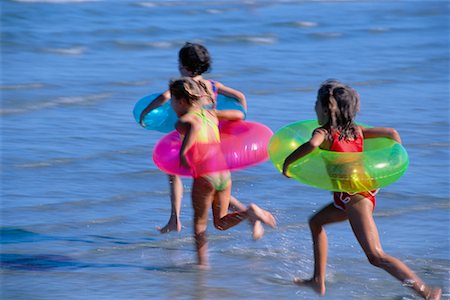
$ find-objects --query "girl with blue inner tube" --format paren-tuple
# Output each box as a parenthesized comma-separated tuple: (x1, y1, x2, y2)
(140, 43, 266, 239)
(282, 79, 441, 299)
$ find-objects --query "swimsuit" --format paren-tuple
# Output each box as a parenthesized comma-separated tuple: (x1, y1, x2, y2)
(202, 172, 231, 191)
(189, 109, 231, 191)
(201, 80, 219, 110)
(209, 79, 219, 99)
(326, 129, 378, 211)
(189, 109, 220, 143)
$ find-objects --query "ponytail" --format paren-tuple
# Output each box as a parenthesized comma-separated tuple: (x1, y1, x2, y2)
(318, 80, 359, 140)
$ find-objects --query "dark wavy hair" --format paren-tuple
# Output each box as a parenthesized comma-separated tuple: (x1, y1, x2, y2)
(178, 42, 212, 76)
(317, 79, 360, 140)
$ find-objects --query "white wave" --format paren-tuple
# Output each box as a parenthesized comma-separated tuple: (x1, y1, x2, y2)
(247, 36, 276, 44)
(111, 80, 152, 87)
(206, 9, 223, 14)
(17, 158, 74, 169)
(146, 41, 174, 48)
(294, 21, 318, 28)
(42, 46, 86, 56)
(114, 40, 175, 49)
(0, 83, 45, 90)
(312, 32, 342, 38)
(137, 2, 158, 7)
(136, 1, 188, 8)
(0, 93, 111, 116)
(214, 34, 277, 45)
(14, 0, 100, 3)
(369, 27, 390, 33)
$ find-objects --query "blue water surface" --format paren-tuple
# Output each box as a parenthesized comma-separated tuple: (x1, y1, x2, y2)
(1, 1, 449, 299)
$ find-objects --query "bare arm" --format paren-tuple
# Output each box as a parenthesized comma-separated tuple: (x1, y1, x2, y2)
(177, 115, 199, 168)
(214, 109, 245, 121)
(361, 127, 402, 144)
(215, 81, 247, 111)
(139, 90, 171, 126)
(282, 129, 325, 177)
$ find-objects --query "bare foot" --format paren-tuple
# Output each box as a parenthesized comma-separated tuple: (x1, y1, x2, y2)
(426, 287, 442, 300)
(157, 216, 181, 234)
(247, 203, 276, 228)
(251, 220, 264, 240)
(293, 278, 325, 295)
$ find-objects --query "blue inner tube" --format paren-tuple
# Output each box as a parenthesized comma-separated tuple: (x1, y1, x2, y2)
(133, 93, 246, 133)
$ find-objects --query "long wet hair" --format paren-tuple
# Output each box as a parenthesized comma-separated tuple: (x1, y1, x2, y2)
(317, 79, 360, 140)
(178, 42, 212, 76)
(169, 77, 213, 106)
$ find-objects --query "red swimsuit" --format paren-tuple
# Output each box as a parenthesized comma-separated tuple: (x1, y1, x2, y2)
(329, 130, 378, 211)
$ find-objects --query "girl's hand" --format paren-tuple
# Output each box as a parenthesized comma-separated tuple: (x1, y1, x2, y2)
(282, 163, 291, 178)
(138, 91, 171, 128)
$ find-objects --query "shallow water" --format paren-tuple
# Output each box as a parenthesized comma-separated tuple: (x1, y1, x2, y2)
(1, 0, 449, 299)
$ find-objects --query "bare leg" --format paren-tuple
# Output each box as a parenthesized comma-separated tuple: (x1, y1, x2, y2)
(246, 203, 277, 229)
(209, 178, 275, 233)
(158, 175, 183, 234)
(212, 196, 275, 235)
(191, 177, 215, 267)
(228, 195, 264, 240)
(211, 180, 249, 230)
(294, 203, 348, 295)
(229, 195, 246, 211)
(346, 196, 441, 299)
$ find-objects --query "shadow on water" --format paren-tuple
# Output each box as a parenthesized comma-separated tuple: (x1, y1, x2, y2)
(0, 253, 193, 273)
(0, 253, 165, 272)
(0, 227, 159, 245)
(0, 227, 94, 244)
(0, 227, 195, 272)
(1, 253, 93, 271)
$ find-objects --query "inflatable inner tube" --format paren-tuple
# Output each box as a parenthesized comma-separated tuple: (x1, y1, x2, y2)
(268, 120, 409, 192)
(153, 120, 272, 177)
(133, 93, 246, 133)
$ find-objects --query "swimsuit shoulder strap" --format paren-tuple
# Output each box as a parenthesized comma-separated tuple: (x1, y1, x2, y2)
(188, 109, 220, 142)
(208, 79, 217, 93)
(208, 79, 219, 100)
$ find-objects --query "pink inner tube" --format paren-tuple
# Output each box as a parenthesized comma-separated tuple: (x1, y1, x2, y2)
(152, 120, 273, 177)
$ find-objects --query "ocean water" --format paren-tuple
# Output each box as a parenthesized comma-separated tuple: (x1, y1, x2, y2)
(1, 0, 449, 299)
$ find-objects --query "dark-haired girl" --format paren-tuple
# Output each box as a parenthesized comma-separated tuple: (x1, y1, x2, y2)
(139, 42, 253, 235)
